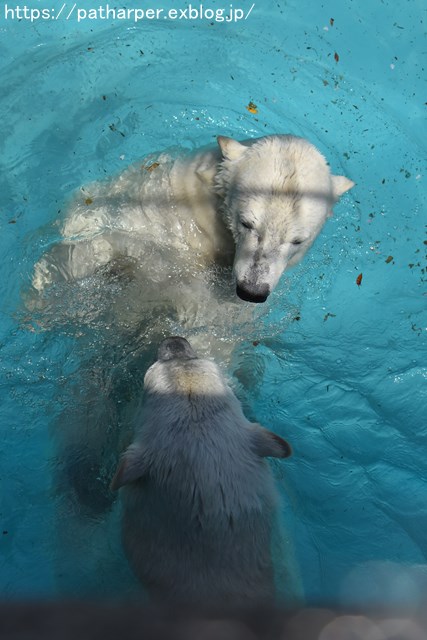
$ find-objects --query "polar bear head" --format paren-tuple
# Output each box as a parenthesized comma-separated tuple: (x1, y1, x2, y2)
(110, 336, 292, 491)
(216, 135, 354, 303)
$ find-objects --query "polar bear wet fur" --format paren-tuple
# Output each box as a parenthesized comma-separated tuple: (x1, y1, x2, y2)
(32, 134, 354, 310)
(111, 336, 301, 606)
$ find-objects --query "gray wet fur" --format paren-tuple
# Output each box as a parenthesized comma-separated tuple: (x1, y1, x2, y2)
(111, 337, 302, 607)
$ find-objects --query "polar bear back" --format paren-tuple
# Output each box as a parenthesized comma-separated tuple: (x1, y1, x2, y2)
(60, 149, 234, 266)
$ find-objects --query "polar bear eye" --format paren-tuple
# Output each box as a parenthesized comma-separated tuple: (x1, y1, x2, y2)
(241, 220, 254, 230)
(291, 239, 303, 245)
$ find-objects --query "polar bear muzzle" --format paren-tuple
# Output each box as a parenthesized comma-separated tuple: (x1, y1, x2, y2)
(157, 336, 197, 362)
(236, 282, 270, 303)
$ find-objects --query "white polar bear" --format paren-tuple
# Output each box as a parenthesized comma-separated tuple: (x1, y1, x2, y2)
(31, 134, 354, 317)
(111, 336, 302, 606)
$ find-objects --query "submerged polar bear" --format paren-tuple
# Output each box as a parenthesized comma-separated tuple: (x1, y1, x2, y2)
(32, 134, 354, 316)
(111, 336, 302, 606)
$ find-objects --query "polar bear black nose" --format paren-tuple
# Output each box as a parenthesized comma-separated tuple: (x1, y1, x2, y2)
(236, 284, 270, 303)
(157, 337, 198, 361)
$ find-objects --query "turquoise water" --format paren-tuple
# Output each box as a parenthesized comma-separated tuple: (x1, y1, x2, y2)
(0, 0, 426, 604)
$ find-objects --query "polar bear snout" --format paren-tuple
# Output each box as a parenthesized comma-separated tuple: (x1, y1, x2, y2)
(236, 282, 270, 303)
(157, 336, 198, 362)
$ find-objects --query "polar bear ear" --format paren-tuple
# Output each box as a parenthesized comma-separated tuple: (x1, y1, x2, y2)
(195, 158, 218, 185)
(110, 444, 148, 491)
(217, 136, 247, 161)
(251, 424, 292, 459)
(332, 175, 355, 199)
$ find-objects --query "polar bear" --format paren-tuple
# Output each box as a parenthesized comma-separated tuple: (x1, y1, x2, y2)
(111, 336, 302, 606)
(31, 134, 354, 318)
